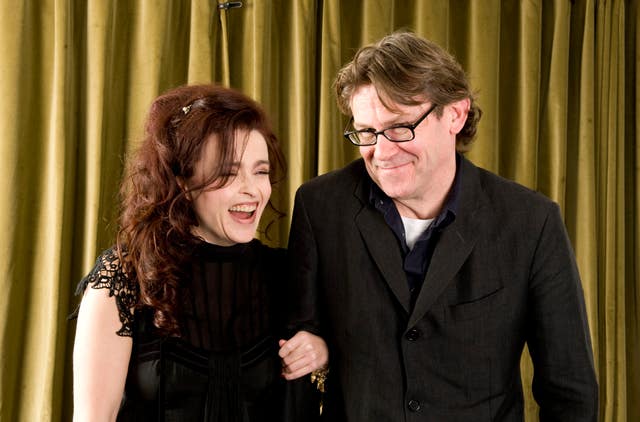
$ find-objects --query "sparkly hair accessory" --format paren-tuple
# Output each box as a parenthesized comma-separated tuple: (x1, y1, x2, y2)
(170, 102, 195, 129)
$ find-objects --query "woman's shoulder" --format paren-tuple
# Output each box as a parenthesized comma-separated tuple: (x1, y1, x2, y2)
(77, 248, 131, 291)
(76, 247, 139, 336)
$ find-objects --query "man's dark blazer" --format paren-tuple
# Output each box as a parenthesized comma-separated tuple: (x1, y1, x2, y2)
(287, 156, 598, 421)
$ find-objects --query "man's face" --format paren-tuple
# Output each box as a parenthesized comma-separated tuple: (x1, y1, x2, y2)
(351, 85, 462, 218)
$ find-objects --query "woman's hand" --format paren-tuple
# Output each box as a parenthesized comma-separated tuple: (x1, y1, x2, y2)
(278, 330, 328, 380)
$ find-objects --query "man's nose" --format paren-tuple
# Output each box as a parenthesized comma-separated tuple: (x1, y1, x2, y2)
(372, 136, 398, 160)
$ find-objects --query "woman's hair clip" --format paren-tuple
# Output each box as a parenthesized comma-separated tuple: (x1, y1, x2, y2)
(182, 104, 192, 115)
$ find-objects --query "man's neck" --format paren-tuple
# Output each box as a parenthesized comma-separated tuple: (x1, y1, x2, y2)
(393, 161, 457, 220)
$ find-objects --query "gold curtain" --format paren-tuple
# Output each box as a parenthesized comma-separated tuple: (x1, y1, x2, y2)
(0, 1, 637, 421)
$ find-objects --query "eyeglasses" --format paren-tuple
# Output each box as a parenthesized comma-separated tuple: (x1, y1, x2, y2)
(343, 103, 438, 146)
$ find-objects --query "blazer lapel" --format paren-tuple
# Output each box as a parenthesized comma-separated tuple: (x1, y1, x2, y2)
(408, 159, 488, 328)
(354, 175, 411, 314)
(356, 208, 411, 313)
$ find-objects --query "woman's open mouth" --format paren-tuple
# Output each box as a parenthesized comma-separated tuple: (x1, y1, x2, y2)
(229, 203, 258, 220)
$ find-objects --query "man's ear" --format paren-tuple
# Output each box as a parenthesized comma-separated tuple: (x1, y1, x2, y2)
(176, 177, 192, 201)
(447, 98, 470, 135)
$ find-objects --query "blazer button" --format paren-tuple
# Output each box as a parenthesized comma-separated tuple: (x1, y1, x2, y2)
(405, 328, 420, 341)
(407, 399, 421, 412)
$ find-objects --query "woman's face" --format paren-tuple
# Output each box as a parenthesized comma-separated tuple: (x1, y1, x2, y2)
(187, 129, 272, 246)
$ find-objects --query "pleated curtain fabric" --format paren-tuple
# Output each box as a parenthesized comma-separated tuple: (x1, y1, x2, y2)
(0, 1, 637, 421)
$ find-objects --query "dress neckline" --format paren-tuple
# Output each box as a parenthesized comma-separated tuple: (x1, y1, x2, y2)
(193, 238, 257, 261)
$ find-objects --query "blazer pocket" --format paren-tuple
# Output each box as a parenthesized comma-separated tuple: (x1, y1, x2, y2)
(448, 288, 505, 321)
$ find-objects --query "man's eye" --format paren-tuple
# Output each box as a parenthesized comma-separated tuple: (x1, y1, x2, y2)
(386, 127, 410, 135)
(359, 131, 376, 140)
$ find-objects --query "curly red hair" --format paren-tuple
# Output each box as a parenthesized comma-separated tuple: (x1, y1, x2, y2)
(115, 84, 285, 335)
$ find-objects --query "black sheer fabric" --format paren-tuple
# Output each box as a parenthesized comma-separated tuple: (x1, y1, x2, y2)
(78, 239, 318, 422)
(181, 241, 281, 352)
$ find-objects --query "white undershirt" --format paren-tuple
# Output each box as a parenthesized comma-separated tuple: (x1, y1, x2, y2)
(401, 216, 434, 250)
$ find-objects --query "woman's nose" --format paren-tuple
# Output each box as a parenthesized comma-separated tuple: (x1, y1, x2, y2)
(237, 171, 259, 196)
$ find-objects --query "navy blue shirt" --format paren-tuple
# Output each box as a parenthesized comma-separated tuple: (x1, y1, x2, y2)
(369, 154, 462, 302)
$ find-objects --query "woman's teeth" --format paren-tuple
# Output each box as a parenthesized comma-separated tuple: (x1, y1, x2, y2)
(229, 204, 257, 213)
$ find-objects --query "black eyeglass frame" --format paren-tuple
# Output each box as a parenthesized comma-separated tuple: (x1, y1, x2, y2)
(343, 103, 439, 146)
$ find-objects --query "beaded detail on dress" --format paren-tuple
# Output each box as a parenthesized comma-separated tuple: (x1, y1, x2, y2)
(76, 248, 138, 337)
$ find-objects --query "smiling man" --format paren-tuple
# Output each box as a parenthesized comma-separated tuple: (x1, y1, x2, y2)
(286, 32, 598, 421)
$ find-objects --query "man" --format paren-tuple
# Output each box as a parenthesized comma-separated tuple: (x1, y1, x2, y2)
(286, 32, 598, 421)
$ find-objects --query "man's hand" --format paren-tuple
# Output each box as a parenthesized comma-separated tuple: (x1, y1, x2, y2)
(278, 330, 328, 380)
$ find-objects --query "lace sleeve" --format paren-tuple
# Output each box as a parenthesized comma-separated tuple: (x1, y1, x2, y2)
(75, 248, 139, 337)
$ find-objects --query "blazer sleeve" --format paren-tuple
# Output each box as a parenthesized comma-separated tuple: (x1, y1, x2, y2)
(285, 187, 323, 336)
(526, 202, 598, 421)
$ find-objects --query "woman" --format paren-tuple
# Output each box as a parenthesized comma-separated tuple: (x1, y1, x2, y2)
(73, 84, 327, 421)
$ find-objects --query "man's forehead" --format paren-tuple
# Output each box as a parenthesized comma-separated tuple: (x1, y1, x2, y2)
(351, 93, 428, 127)
(351, 85, 427, 115)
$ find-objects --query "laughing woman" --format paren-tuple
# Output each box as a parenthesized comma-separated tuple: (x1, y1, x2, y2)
(72, 85, 327, 421)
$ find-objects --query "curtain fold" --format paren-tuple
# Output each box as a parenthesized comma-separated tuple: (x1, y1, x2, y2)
(564, 0, 598, 359)
(596, 2, 629, 420)
(454, 0, 501, 167)
(627, 5, 640, 422)
(0, 0, 27, 419)
(0, 1, 637, 421)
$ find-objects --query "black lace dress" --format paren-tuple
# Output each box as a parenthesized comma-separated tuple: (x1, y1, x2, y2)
(77, 239, 317, 422)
